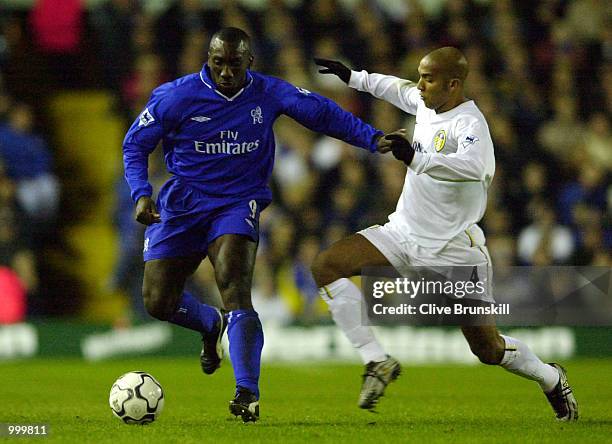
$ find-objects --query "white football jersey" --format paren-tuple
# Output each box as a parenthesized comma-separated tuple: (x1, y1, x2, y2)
(349, 70, 495, 249)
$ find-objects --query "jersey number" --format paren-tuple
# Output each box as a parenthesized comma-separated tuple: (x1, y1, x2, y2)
(249, 200, 257, 219)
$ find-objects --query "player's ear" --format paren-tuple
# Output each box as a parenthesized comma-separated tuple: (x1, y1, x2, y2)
(248, 55, 254, 69)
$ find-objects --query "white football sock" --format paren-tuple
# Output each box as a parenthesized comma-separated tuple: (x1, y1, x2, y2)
(319, 278, 387, 364)
(500, 335, 560, 392)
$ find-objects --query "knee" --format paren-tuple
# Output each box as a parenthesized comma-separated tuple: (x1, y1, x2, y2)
(142, 286, 175, 321)
(469, 342, 504, 365)
(311, 249, 347, 286)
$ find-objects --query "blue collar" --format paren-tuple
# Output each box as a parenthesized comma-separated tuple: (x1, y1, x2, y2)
(199, 64, 254, 101)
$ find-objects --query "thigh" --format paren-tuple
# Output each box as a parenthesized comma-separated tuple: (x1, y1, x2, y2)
(328, 232, 394, 275)
(143, 256, 203, 296)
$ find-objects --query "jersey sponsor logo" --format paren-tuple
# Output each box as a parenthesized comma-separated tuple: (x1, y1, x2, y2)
(296, 86, 311, 95)
(461, 134, 479, 149)
(138, 108, 155, 127)
(190, 116, 212, 122)
(412, 141, 424, 152)
(433, 129, 447, 152)
(250, 106, 263, 124)
(194, 140, 261, 154)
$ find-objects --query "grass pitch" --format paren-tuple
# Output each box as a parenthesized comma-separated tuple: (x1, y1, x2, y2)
(1, 358, 611, 443)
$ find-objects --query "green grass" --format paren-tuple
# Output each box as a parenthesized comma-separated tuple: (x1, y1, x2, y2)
(1, 358, 611, 443)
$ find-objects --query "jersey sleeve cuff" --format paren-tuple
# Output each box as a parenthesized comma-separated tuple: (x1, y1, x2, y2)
(132, 187, 153, 203)
(348, 70, 365, 90)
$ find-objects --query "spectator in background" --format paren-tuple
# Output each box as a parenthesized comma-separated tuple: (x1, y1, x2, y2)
(558, 165, 608, 226)
(177, 31, 209, 76)
(518, 199, 575, 265)
(537, 96, 585, 166)
(89, 0, 139, 91)
(258, 4, 297, 75)
(0, 102, 59, 225)
(571, 203, 610, 265)
(564, 0, 608, 45)
(155, 0, 213, 78)
(582, 112, 612, 169)
(29, 0, 88, 88)
(0, 160, 37, 321)
(121, 52, 168, 116)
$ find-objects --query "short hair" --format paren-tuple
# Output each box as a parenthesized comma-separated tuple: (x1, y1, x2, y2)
(425, 47, 469, 83)
(210, 27, 251, 52)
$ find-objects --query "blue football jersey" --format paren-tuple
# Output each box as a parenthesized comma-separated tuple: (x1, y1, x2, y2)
(123, 64, 383, 203)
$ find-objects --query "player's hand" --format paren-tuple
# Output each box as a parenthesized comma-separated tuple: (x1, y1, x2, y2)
(376, 133, 393, 153)
(135, 196, 161, 226)
(384, 129, 416, 166)
(314, 58, 351, 83)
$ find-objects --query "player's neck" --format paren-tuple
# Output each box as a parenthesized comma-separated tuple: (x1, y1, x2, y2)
(436, 96, 469, 114)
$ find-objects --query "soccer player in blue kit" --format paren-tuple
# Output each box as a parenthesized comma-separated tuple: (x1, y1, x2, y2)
(123, 27, 392, 422)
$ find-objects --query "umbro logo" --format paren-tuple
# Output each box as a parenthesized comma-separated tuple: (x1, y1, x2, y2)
(191, 116, 212, 122)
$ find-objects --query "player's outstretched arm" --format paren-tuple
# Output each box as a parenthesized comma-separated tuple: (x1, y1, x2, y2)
(315, 58, 418, 115)
(279, 80, 383, 153)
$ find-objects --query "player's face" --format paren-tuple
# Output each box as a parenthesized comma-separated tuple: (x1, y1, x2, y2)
(416, 57, 453, 112)
(208, 39, 253, 97)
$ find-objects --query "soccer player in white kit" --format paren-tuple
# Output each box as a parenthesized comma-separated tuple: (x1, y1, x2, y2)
(313, 48, 578, 421)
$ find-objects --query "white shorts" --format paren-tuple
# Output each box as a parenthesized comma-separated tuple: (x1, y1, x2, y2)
(358, 223, 494, 302)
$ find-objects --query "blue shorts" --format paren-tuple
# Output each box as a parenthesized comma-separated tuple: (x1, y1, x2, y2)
(143, 177, 270, 261)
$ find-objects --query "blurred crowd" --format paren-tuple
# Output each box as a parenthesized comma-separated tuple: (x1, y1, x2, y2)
(0, 0, 610, 324)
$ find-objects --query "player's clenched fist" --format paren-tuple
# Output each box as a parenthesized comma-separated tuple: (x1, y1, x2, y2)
(135, 196, 161, 225)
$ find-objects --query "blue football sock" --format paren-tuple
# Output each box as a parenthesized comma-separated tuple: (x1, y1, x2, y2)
(227, 309, 264, 399)
(168, 291, 220, 334)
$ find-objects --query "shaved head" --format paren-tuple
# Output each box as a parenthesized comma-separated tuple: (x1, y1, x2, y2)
(416, 47, 469, 112)
(422, 47, 469, 83)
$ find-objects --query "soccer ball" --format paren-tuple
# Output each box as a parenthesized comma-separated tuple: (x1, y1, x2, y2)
(109, 371, 164, 424)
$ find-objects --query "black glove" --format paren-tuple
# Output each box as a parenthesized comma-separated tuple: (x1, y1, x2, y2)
(314, 58, 351, 84)
(386, 134, 415, 166)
